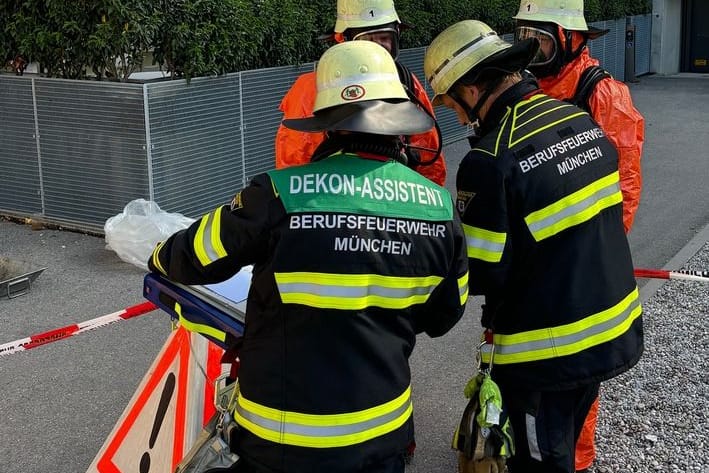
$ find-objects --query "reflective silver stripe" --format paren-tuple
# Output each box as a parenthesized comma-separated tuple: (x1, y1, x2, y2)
(465, 235, 505, 261)
(530, 6, 583, 18)
(235, 397, 412, 438)
(429, 33, 500, 90)
(526, 413, 542, 461)
(201, 213, 220, 262)
(466, 236, 505, 254)
(481, 289, 641, 363)
(526, 179, 621, 240)
(458, 272, 469, 305)
(277, 282, 436, 299)
(463, 224, 506, 262)
(275, 273, 444, 310)
(194, 209, 227, 266)
(319, 72, 401, 92)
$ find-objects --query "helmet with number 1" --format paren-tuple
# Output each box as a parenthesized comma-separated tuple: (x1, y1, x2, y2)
(326, 0, 409, 58)
(334, 0, 401, 33)
(513, 0, 609, 40)
(424, 20, 539, 106)
(282, 41, 433, 135)
(512, 0, 607, 74)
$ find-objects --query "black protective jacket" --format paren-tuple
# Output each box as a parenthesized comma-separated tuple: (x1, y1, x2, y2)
(149, 152, 469, 472)
(456, 79, 643, 391)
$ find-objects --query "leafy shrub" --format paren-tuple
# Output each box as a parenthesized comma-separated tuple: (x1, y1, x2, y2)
(0, 0, 652, 80)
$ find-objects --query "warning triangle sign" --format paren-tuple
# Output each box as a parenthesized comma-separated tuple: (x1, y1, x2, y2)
(86, 327, 224, 473)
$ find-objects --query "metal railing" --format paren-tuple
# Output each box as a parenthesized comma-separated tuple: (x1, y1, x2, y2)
(0, 15, 652, 232)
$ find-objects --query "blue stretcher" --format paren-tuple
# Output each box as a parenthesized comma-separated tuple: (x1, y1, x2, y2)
(143, 268, 252, 349)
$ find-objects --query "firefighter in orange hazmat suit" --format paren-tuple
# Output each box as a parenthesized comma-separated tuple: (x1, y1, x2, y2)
(513, 0, 644, 233)
(513, 1, 645, 471)
(275, 0, 447, 186)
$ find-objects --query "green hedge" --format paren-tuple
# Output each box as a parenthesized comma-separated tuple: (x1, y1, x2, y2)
(1, 0, 651, 80)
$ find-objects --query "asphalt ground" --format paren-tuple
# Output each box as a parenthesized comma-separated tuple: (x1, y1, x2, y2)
(0, 74, 708, 472)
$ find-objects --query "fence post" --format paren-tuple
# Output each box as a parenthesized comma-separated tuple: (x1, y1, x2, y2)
(625, 18, 639, 83)
(238, 71, 247, 189)
(31, 78, 46, 216)
(143, 83, 155, 202)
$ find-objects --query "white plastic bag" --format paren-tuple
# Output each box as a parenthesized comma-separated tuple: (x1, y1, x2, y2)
(104, 199, 195, 271)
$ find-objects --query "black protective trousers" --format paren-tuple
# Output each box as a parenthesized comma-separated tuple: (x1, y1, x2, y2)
(499, 381, 600, 473)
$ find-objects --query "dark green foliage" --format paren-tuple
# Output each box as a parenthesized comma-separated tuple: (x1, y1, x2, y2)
(3, 0, 157, 80)
(151, 0, 259, 79)
(88, 0, 159, 80)
(0, 0, 652, 80)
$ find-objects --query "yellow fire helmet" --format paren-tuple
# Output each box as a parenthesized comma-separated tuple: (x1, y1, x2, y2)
(314, 40, 406, 111)
(334, 0, 401, 33)
(424, 20, 539, 106)
(282, 41, 434, 135)
(513, 0, 588, 31)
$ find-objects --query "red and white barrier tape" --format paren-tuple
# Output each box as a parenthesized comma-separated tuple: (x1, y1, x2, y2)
(3, 267, 705, 357)
(634, 268, 709, 283)
(0, 301, 157, 357)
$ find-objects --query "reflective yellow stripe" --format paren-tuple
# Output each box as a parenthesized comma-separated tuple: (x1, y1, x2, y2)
(458, 271, 469, 305)
(274, 272, 443, 310)
(210, 207, 228, 259)
(175, 302, 226, 342)
(471, 107, 512, 158)
(234, 386, 413, 448)
(507, 94, 586, 148)
(525, 172, 622, 242)
(151, 240, 168, 275)
(512, 103, 576, 138)
(463, 224, 507, 263)
(515, 95, 555, 120)
(193, 208, 228, 267)
(509, 104, 586, 148)
(194, 214, 211, 266)
(481, 287, 641, 364)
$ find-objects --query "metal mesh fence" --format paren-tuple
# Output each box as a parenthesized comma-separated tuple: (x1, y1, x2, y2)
(147, 75, 243, 219)
(240, 65, 313, 183)
(0, 16, 652, 231)
(0, 77, 42, 216)
(34, 79, 148, 231)
(587, 19, 626, 80)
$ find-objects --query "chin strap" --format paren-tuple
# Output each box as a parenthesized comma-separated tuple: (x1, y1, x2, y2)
(449, 75, 504, 131)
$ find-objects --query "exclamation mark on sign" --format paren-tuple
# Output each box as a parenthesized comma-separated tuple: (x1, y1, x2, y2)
(139, 373, 176, 473)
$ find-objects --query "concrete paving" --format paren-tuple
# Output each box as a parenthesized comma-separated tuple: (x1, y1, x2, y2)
(0, 74, 707, 473)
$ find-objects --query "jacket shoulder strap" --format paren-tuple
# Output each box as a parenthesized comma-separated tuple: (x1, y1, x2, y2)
(570, 65, 612, 113)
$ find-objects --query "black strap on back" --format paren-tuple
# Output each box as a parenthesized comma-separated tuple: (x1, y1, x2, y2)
(570, 65, 611, 113)
(395, 61, 417, 100)
(393, 60, 442, 167)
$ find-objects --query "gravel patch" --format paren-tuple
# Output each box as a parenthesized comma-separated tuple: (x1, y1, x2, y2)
(593, 242, 709, 473)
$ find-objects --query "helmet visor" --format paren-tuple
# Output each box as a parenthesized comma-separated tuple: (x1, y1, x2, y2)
(352, 27, 400, 59)
(514, 26, 557, 67)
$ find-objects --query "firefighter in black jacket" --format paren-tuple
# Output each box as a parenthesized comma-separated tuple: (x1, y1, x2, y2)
(424, 21, 643, 473)
(149, 40, 469, 473)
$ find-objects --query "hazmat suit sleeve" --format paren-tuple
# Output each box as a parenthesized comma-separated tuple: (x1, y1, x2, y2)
(587, 78, 644, 232)
(148, 174, 281, 285)
(407, 75, 447, 186)
(274, 72, 326, 169)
